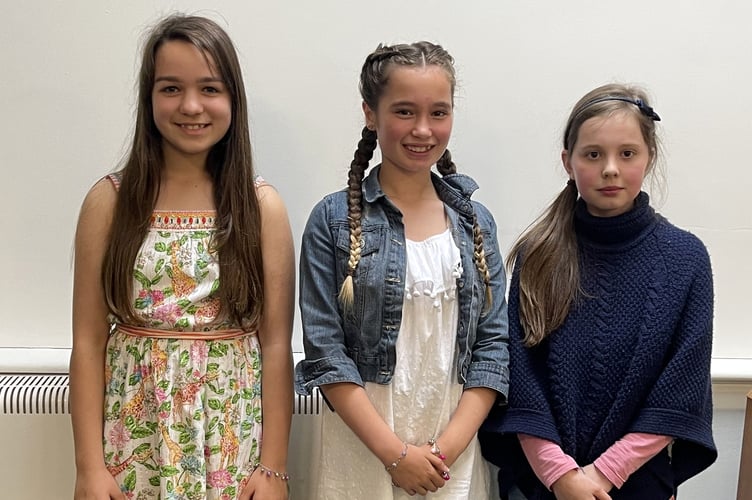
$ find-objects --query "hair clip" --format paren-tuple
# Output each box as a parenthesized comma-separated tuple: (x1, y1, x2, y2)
(633, 98, 661, 121)
(564, 94, 660, 149)
(572, 96, 661, 123)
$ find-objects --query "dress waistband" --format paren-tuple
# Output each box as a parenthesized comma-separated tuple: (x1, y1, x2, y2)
(116, 324, 254, 340)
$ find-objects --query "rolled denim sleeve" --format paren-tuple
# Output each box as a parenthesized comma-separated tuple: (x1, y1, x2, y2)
(463, 203, 510, 401)
(294, 196, 363, 395)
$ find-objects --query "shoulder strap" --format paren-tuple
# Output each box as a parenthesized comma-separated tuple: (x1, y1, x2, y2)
(106, 171, 123, 191)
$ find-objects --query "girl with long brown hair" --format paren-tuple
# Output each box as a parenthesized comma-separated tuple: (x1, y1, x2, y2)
(481, 84, 716, 500)
(70, 14, 294, 500)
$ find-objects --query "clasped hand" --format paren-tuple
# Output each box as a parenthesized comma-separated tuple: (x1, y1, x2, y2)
(388, 443, 450, 496)
(550, 465, 613, 500)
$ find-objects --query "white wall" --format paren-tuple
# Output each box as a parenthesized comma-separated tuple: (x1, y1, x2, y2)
(2, 0, 751, 359)
(1, 0, 751, 497)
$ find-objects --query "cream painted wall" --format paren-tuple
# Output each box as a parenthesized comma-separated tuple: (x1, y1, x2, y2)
(1, 1, 750, 497)
(2, 0, 751, 360)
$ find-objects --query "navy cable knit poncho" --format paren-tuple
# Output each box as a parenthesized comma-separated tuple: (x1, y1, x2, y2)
(480, 192, 717, 500)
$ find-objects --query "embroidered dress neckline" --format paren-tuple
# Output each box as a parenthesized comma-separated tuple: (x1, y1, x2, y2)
(150, 210, 217, 230)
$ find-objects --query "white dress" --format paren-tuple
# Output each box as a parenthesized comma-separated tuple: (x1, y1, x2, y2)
(311, 228, 491, 499)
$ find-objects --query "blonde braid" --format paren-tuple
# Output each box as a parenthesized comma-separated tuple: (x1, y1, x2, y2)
(338, 127, 377, 309)
(438, 149, 493, 314)
(472, 214, 493, 314)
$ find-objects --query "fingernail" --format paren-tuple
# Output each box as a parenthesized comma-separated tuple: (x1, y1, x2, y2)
(441, 471, 451, 480)
(439, 454, 446, 460)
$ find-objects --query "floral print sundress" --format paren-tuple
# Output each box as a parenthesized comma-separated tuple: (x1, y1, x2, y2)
(102, 175, 263, 500)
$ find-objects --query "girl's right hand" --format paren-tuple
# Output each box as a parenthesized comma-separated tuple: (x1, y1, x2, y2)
(550, 468, 612, 500)
(74, 467, 125, 500)
(388, 444, 448, 496)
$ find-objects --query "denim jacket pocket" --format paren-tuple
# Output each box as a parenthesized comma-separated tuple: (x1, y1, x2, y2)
(335, 224, 389, 348)
(335, 224, 383, 258)
(479, 226, 498, 259)
(334, 224, 386, 291)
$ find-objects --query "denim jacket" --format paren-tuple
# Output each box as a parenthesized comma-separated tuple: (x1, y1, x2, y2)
(294, 165, 510, 401)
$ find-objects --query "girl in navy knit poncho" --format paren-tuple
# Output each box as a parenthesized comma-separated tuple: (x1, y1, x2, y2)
(480, 84, 716, 500)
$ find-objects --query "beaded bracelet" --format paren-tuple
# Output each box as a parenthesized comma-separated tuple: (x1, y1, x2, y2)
(255, 462, 290, 481)
(428, 438, 441, 456)
(428, 438, 447, 461)
(384, 443, 408, 472)
(428, 438, 451, 481)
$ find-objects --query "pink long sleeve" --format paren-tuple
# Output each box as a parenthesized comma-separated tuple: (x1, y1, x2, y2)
(593, 433, 673, 488)
(518, 432, 673, 491)
(518, 434, 579, 490)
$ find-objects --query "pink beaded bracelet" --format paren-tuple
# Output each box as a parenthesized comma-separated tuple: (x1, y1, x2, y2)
(385, 443, 408, 472)
(255, 462, 290, 481)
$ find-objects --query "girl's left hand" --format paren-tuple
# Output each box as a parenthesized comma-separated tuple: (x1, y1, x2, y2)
(239, 466, 289, 500)
(420, 440, 453, 482)
(581, 464, 613, 493)
(424, 437, 458, 467)
(551, 468, 612, 500)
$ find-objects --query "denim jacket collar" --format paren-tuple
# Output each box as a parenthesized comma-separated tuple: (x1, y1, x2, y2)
(362, 164, 478, 217)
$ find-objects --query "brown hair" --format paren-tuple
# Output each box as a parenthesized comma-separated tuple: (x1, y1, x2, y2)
(338, 42, 492, 312)
(102, 14, 264, 328)
(508, 83, 662, 346)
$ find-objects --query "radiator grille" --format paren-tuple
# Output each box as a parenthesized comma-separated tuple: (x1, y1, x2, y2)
(0, 374, 70, 415)
(0, 374, 322, 416)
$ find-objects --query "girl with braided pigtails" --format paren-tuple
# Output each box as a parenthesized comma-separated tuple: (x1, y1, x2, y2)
(295, 42, 510, 499)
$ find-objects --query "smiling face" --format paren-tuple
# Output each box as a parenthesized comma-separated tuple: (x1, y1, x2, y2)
(563, 111, 651, 217)
(151, 40, 232, 165)
(363, 65, 453, 176)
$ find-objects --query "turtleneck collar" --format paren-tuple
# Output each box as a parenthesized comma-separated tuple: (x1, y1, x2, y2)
(574, 191, 658, 247)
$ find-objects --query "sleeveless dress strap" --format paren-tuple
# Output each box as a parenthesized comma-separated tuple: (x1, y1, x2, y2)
(106, 172, 123, 191)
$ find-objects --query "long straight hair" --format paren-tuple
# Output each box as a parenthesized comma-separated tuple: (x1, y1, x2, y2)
(508, 83, 662, 346)
(102, 14, 264, 329)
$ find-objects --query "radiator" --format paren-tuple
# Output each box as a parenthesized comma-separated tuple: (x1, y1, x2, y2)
(0, 373, 322, 416)
(0, 374, 70, 415)
(0, 372, 323, 498)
